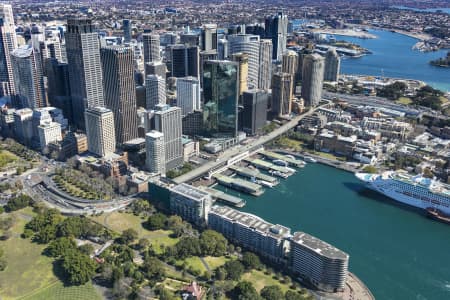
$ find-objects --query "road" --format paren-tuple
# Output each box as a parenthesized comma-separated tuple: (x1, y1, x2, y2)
(173, 102, 330, 184)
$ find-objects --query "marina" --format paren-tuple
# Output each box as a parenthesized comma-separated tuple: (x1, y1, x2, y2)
(259, 150, 306, 167)
(228, 165, 279, 186)
(212, 173, 264, 196)
(244, 158, 296, 175)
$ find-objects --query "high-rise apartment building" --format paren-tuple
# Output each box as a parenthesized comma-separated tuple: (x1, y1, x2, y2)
(170, 183, 212, 225)
(101, 46, 139, 145)
(66, 19, 104, 130)
(271, 72, 293, 117)
(200, 24, 218, 51)
(324, 48, 340, 82)
(203, 60, 239, 138)
(85, 107, 116, 157)
(143, 33, 160, 63)
(0, 4, 17, 97)
(228, 34, 260, 89)
(145, 130, 165, 175)
(11, 45, 45, 109)
(258, 39, 273, 90)
(168, 44, 199, 78)
(230, 52, 249, 97)
(177, 76, 201, 116)
(282, 50, 298, 77)
(154, 104, 183, 170)
(302, 53, 325, 107)
(145, 75, 166, 110)
(265, 12, 288, 61)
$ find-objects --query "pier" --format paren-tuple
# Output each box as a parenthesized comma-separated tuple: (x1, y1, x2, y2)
(245, 158, 295, 174)
(213, 173, 264, 196)
(259, 150, 306, 168)
(202, 187, 246, 207)
(228, 165, 279, 186)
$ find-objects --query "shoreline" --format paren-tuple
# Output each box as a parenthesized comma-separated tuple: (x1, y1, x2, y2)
(311, 28, 377, 39)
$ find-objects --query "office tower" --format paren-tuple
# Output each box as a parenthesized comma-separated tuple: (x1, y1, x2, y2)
(123, 19, 132, 43)
(177, 76, 201, 115)
(258, 39, 273, 90)
(228, 34, 260, 89)
(11, 45, 45, 109)
(143, 33, 160, 63)
(13, 108, 33, 145)
(0, 4, 17, 97)
(245, 24, 265, 37)
(32, 108, 52, 146)
(217, 39, 228, 59)
(145, 61, 166, 79)
(145, 75, 166, 109)
(302, 54, 325, 107)
(180, 32, 200, 47)
(230, 52, 249, 96)
(271, 72, 293, 117)
(203, 60, 239, 138)
(182, 110, 203, 136)
(168, 45, 199, 78)
(199, 49, 217, 87)
(242, 90, 268, 135)
(85, 107, 116, 157)
(38, 121, 62, 150)
(66, 19, 104, 130)
(160, 32, 177, 47)
(282, 50, 298, 77)
(101, 46, 139, 145)
(46, 37, 63, 62)
(265, 12, 288, 61)
(145, 130, 165, 175)
(170, 183, 212, 225)
(154, 104, 183, 170)
(45, 58, 71, 121)
(324, 48, 340, 82)
(296, 46, 314, 82)
(201, 24, 218, 51)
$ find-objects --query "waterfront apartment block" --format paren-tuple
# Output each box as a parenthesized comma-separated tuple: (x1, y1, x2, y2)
(290, 232, 349, 292)
(170, 183, 212, 225)
(208, 205, 291, 263)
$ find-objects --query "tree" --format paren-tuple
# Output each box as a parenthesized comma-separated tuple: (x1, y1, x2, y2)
(141, 257, 165, 282)
(137, 238, 150, 250)
(224, 260, 245, 281)
(45, 237, 77, 257)
(260, 285, 283, 300)
(233, 281, 260, 300)
(174, 237, 201, 259)
(120, 228, 138, 245)
(241, 252, 261, 270)
(285, 290, 306, 300)
(78, 243, 95, 256)
(61, 251, 96, 285)
(215, 267, 227, 281)
(200, 230, 228, 256)
(145, 213, 167, 230)
(4, 194, 33, 212)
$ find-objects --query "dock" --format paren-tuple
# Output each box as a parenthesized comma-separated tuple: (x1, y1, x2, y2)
(259, 150, 306, 168)
(203, 187, 246, 208)
(213, 173, 264, 196)
(228, 165, 279, 185)
(245, 158, 295, 174)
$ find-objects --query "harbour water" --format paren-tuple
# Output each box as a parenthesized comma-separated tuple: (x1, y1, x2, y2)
(219, 163, 450, 300)
(339, 30, 450, 92)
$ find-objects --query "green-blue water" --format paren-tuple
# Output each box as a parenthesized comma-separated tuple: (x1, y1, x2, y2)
(218, 163, 450, 299)
(340, 30, 450, 92)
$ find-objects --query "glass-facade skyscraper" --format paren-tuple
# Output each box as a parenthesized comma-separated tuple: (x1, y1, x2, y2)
(202, 60, 239, 138)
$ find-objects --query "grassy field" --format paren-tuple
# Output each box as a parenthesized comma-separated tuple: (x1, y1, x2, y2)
(91, 211, 179, 253)
(176, 256, 207, 274)
(242, 269, 293, 293)
(0, 208, 58, 300)
(0, 150, 18, 169)
(396, 96, 413, 105)
(20, 281, 101, 300)
(203, 256, 230, 270)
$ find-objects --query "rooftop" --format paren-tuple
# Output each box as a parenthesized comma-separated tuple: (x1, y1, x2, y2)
(291, 231, 349, 260)
(171, 183, 210, 202)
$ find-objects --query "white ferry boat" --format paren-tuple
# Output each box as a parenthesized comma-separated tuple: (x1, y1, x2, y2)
(356, 171, 450, 216)
(304, 156, 317, 163)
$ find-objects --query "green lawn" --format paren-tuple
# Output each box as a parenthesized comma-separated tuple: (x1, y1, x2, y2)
(203, 256, 230, 270)
(241, 269, 293, 293)
(176, 256, 207, 274)
(20, 281, 101, 300)
(0, 208, 57, 300)
(0, 150, 18, 169)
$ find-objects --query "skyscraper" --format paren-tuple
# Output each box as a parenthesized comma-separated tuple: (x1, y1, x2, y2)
(145, 130, 165, 175)
(271, 72, 293, 117)
(0, 4, 17, 97)
(242, 90, 268, 135)
(217, 39, 228, 60)
(145, 75, 166, 110)
(168, 45, 199, 78)
(199, 49, 217, 87)
(101, 46, 139, 145)
(38, 121, 62, 151)
(154, 104, 183, 170)
(201, 24, 218, 51)
(258, 39, 272, 90)
(203, 60, 239, 138)
(265, 12, 288, 61)
(122, 19, 132, 43)
(11, 45, 45, 109)
(143, 33, 160, 63)
(302, 54, 325, 107)
(66, 19, 104, 130)
(228, 34, 260, 89)
(324, 48, 340, 82)
(145, 61, 167, 79)
(282, 50, 298, 77)
(85, 107, 116, 157)
(45, 58, 71, 121)
(177, 77, 201, 116)
(230, 52, 249, 97)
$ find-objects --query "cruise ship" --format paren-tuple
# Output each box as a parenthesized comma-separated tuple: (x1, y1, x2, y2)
(356, 171, 450, 217)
